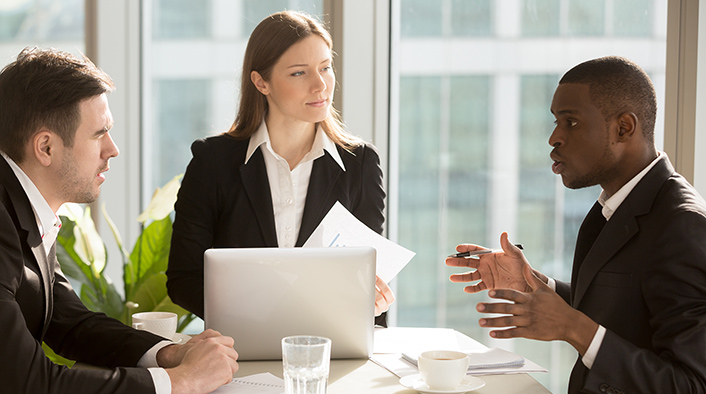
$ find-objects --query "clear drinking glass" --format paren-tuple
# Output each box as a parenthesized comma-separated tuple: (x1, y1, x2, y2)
(282, 336, 331, 394)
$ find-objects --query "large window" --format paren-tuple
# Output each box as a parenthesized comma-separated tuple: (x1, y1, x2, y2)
(391, 0, 667, 392)
(142, 0, 324, 202)
(0, 0, 84, 63)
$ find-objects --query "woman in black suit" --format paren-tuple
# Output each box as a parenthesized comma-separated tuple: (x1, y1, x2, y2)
(166, 10, 394, 326)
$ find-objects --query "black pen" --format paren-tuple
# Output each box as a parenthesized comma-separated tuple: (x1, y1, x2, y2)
(448, 244, 524, 258)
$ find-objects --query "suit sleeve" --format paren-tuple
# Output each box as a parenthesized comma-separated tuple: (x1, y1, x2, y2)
(351, 143, 386, 235)
(167, 139, 216, 318)
(584, 209, 706, 393)
(351, 144, 388, 327)
(0, 204, 159, 394)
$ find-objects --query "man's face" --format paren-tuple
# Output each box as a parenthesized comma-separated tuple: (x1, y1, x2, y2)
(56, 93, 118, 204)
(549, 83, 620, 191)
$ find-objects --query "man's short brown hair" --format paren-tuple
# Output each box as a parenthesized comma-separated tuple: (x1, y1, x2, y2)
(0, 47, 115, 162)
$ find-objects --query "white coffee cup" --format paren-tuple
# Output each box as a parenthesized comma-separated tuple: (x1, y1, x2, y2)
(418, 350, 470, 390)
(132, 312, 177, 340)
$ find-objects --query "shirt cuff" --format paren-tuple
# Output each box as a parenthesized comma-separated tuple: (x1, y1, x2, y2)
(147, 368, 172, 394)
(581, 325, 606, 369)
(138, 340, 173, 368)
(546, 277, 556, 291)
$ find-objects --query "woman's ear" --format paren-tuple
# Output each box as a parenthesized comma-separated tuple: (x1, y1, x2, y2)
(251, 71, 269, 95)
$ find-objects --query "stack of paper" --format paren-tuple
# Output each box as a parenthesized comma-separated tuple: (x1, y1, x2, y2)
(401, 347, 526, 370)
(370, 327, 547, 377)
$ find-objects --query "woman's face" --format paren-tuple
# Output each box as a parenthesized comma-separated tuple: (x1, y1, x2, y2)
(253, 35, 334, 127)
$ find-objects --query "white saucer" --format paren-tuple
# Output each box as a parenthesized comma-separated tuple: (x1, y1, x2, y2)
(399, 374, 485, 394)
(171, 333, 191, 344)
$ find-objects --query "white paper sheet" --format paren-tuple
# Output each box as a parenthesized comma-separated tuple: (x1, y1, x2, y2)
(302, 202, 415, 282)
(209, 373, 285, 394)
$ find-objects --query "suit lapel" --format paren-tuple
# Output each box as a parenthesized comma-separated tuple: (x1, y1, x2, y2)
(572, 156, 674, 307)
(1, 157, 54, 337)
(296, 153, 342, 246)
(240, 147, 278, 246)
(31, 243, 54, 339)
(572, 211, 637, 307)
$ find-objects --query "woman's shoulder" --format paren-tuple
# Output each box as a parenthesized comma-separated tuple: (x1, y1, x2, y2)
(337, 141, 381, 165)
(191, 133, 249, 156)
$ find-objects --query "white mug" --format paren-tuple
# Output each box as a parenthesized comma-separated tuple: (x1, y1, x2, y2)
(418, 350, 470, 390)
(132, 311, 177, 339)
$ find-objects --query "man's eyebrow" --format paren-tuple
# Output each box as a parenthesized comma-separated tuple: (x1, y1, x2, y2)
(552, 109, 580, 116)
(95, 123, 113, 136)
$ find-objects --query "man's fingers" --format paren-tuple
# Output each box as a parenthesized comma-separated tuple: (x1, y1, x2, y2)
(488, 328, 524, 339)
(499, 232, 523, 257)
(445, 256, 481, 268)
(462, 283, 487, 294)
(488, 289, 527, 302)
(476, 301, 519, 315)
(449, 271, 480, 283)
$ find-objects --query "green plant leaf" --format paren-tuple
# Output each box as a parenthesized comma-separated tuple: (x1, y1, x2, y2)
(101, 204, 131, 267)
(54, 177, 193, 335)
(42, 342, 75, 367)
(79, 274, 125, 320)
(126, 217, 172, 300)
(57, 217, 103, 298)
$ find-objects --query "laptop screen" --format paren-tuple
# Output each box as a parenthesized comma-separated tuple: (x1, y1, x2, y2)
(204, 247, 376, 360)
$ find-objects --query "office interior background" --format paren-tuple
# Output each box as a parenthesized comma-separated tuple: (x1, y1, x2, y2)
(2, 0, 705, 392)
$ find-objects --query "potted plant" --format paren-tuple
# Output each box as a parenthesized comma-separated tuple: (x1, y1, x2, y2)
(44, 175, 193, 366)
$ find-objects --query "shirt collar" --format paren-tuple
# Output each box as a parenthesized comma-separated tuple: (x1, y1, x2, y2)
(598, 151, 663, 220)
(245, 120, 345, 171)
(0, 151, 61, 249)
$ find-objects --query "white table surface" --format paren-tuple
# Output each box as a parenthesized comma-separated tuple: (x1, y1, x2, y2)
(235, 358, 550, 393)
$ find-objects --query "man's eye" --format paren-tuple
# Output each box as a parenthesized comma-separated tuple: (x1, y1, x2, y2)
(569, 120, 578, 127)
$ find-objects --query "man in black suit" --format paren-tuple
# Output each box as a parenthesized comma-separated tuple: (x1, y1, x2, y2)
(447, 56, 706, 393)
(0, 47, 238, 393)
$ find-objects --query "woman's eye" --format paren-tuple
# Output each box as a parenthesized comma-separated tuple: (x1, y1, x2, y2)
(569, 120, 578, 127)
(291, 71, 304, 77)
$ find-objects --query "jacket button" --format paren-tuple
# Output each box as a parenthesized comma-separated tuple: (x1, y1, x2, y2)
(599, 384, 608, 393)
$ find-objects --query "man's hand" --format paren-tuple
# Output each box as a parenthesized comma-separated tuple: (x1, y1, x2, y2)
(375, 276, 395, 316)
(476, 264, 598, 355)
(161, 330, 239, 394)
(447, 232, 536, 293)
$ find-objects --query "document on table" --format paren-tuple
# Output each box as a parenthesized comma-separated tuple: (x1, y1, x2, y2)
(209, 373, 284, 394)
(370, 327, 548, 377)
(303, 201, 415, 282)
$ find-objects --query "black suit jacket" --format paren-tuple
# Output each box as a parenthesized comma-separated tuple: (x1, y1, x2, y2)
(555, 155, 706, 393)
(0, 156, 164, 394)
(167, 134, 387, 324)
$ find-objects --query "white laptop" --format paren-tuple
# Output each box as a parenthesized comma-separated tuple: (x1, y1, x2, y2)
(204, 247, 376, 360)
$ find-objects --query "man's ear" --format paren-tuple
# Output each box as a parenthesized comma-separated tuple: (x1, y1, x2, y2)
(250, 70, 269, 95)
(32, 130, 56, 167)
(616, 112, 638, 140)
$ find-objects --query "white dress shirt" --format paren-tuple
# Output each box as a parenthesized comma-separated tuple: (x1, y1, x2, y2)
(246, 121, 345, 247)
(1, 152, 173, 394)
